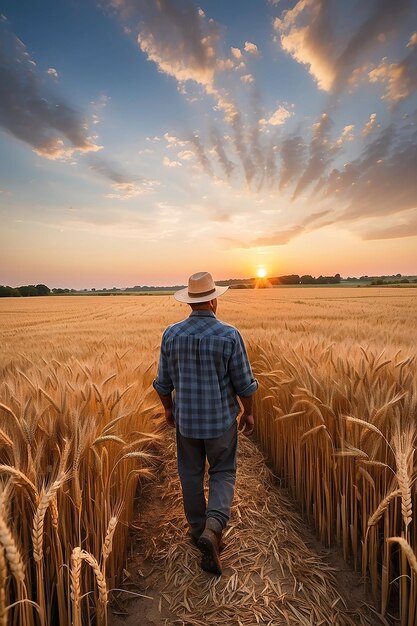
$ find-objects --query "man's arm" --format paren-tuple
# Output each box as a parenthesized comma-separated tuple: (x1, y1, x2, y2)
(229, 331, 258, 437)
(153, 331, 175, 428)
(238, 393, 255, 436)
(154, 390, 175, 428)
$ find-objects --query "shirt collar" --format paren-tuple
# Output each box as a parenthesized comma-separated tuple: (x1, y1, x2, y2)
(189, 310, 216, 318)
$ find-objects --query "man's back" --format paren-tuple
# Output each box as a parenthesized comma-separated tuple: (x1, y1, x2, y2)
(154, 310, 257, 438)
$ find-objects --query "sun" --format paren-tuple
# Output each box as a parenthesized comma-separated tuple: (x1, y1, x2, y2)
(256, 267, 267, 279)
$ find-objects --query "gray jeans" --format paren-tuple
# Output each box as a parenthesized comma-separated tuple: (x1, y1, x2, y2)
(176, 420, 237, 538)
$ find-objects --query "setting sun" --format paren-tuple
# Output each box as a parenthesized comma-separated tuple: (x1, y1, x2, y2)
(257, 267, 267, 278)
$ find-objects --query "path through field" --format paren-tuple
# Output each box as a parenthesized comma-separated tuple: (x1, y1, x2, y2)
(110, 432, 384, 626)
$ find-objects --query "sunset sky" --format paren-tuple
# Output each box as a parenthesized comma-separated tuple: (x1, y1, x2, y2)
(1, 0, 417, 288)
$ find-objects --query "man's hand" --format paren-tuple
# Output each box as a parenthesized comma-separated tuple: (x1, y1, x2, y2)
(239, 412, 254, 436)
(165, 408, 175, 429)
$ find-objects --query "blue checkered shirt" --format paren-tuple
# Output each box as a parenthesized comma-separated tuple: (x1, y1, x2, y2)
(153, 310, 258, 438)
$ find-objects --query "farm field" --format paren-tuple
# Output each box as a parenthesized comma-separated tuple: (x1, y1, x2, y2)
(1, 289, 417, 625)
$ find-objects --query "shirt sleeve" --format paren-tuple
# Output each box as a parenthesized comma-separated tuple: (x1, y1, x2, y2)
(229, 331, 258, 397)
(153, 331, 174, 396)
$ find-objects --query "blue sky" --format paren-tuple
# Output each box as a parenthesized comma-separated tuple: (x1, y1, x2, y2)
(1, 0, 417, 288)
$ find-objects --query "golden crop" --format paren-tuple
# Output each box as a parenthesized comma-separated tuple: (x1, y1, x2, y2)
(0, 288, 416, 625)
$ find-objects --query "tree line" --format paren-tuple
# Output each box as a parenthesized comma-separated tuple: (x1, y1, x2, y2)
(0, 284, 51, 297)
(269, 274, 341, 285)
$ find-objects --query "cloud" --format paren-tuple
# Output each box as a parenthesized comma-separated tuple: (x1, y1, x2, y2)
(107, 1, 243, 126)
(273, 0, 414, 93)
(314, 120, 417, 235)
(189, 133, 213, 176)
(136, 0, 219, 90)
(177, 149, 194, 160)
(231, 47, 242, 59)
(0, 21, 101, 159)
(105, 181, 156, 199)
(292, 112, 339, 200)
(240, 73, 254, 84)
(163, 155, 182, 167)
(368, 45, 417, 104)
(361, 209, 417, 240)
(259, 105, 293, 126)
(278, 135, 306, 190)
(335, 124, 354, 145)
(109, 0, 223, 94)
(47, 67, 58, 78)
(228, 209, 333, 248)
(244, 41, 259, 55)
(209, 127, 235, 178)
(88, 155, 158, 198)
(362, 113, 377, 136)
(273, 0, 336, 91)
(163, 132, 187, 147)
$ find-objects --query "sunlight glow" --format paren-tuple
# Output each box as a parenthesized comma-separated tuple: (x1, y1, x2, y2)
(257, 267, 267, 278)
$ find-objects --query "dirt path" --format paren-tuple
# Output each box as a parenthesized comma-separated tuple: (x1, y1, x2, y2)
(109, 433, 386, 626)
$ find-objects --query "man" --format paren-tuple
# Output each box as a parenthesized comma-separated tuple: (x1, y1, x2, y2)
(153, 271, 258, 576)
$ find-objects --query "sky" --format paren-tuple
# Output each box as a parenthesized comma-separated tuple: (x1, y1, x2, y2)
(1, 0, 417, 288)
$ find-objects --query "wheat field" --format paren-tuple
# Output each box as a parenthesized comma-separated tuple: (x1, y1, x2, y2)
(1, 288, 416, 625)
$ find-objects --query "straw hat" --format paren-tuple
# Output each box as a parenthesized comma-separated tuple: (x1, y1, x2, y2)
(174, 272, 229, 303)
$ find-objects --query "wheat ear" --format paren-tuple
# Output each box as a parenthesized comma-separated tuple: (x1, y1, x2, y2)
(368, 489, 401, 527)
(0, 546, 7, 626)
(33, 474, 67, 562)
(80, 550, 108, 606)
(70, 547, 82, 626)
(0, 513, 25, 583)
(387, 537, 417, 576)
(102, 516, 118, 564)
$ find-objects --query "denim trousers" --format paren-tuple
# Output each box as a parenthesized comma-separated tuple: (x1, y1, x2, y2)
(175, 420, 237, 538)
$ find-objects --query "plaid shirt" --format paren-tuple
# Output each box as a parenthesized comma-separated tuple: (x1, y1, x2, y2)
(153, 310, 258, 438)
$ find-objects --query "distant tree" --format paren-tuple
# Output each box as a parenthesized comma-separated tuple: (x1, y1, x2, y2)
(300, 275, 315, 284)
(278, 274, 300, 285)
(18, 285, 39, 296)
(0, 285, 21, 297)
(35, 283, 50, 296)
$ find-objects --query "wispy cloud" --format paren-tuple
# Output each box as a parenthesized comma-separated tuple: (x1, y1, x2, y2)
(88, 155, 158, 199)
(368, 39, 417, 104)
(225, 209, 333, 248)
(292, 112, 339, 200)
(210, 127, 235, 178)
(278, 135, 306, 190)
(259, 105, 293, 126)
(361, 209, 417, 240)
(362, 113, 377, 136)
(273, 0, 414, 94)
(0, 20, 101, 160)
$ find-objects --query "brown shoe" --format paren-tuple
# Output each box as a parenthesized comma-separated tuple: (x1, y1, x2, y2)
(197, 518, 223, 576)
(189, 531, 225, 553)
